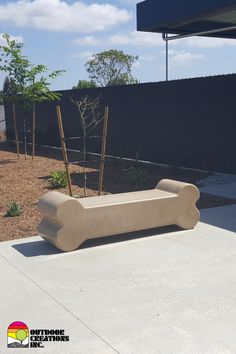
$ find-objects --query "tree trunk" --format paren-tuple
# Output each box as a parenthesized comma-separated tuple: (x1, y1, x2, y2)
(32, 102, 36, 159)
(83, 134, 87, 197)
(12, 102, 20, 159)
(23, 116, 27, 160)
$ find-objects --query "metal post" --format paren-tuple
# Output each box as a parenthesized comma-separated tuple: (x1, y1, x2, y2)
(166, 36, 169, 81)
(162, 24, 236, 42)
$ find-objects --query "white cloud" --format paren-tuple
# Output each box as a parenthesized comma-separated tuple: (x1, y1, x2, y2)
(0, 33, 24, 45)
(170, 51, 204, 66)
(0, 0, 131, 33)
(109, 31, 163, 47)
(109, 34, 130, 45)
(71, 36, 100, 46)
(132, 60, 141, 69)
(140, 54, 158, 62)
(119, 0, 138, 5)
(72, 31, 163, 48)
(177, 36, 236, 48)
(71, 51, 94, 60)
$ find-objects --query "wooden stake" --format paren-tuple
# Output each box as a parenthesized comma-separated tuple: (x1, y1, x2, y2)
(23, 116, 27, 160)
(12, 102, 20, 160)
(98, 106, 109, 196)
(56, 105, 73, 197)
(83, 135, 87, 198)
(32, 102, 36, 160)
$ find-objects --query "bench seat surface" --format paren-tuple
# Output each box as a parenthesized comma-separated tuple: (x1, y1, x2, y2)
(79, 189, 175, 209)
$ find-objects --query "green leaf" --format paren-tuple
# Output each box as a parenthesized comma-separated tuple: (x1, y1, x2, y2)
(85, 49, 138, 87)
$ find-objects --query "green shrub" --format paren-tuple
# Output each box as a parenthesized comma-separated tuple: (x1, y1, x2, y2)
(6, 202, 22, 217)
(48, 170, 68, 189)
(127, 167, 147, 186)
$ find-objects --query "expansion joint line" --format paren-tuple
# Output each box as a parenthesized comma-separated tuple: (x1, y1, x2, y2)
(0, 253, 120, 354)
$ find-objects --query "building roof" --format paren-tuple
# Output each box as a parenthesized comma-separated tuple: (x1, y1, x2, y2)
(137, 0, 236, 39)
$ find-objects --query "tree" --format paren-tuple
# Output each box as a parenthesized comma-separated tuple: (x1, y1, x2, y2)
(0, 33, 65, 159)
(71, 95, 103, 196)
(22, 64, 65, 159)
(0, 34, 27, 158)
(85, 49, 138, 87)
(16, 329, 27, 345)
(3, 76, 13, 95)
(72, 80, 97, 89)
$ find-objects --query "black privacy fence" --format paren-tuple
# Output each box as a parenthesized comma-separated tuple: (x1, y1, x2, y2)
(5, 74, 236, 174)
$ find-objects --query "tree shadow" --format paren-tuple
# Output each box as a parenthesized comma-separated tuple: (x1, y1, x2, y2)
(37, 175, 50, 180)
(69, 169, 154, 194)
(0, 159, 15, 165)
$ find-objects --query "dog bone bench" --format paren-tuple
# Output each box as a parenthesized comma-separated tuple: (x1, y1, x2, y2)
(38, 179, 200, 252)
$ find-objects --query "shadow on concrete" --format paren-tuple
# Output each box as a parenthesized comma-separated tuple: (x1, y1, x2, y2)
(79, 225, 181, 249)
(11, 225, 180, 257)
(12, 240, 62, 257)
(200, 204, 236, 233)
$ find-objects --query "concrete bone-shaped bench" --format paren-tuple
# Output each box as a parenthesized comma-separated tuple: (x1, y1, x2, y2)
(38, 179, 200, 252)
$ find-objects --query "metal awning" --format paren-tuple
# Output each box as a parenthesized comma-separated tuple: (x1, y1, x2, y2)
(137, 0, 236, 40)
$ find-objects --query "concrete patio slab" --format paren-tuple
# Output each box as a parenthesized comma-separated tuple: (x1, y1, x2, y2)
(200, 182, 236, 199)
(0, 256, 116, 354)
(201, 203, 236, 232)
(1, 205, 236, 353)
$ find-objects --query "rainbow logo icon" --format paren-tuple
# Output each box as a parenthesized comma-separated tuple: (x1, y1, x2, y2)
(7, 321, 29, 348)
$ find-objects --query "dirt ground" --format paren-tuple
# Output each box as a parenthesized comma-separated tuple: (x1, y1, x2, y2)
(1, 143, 236, 242)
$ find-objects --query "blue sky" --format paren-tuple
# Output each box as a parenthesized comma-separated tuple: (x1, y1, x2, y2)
(0, 0, 236, 90)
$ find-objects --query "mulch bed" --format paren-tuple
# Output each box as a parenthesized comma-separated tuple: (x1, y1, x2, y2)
(1, 143, 236, 242)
